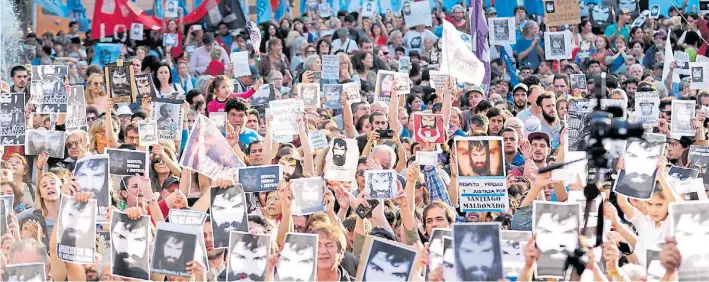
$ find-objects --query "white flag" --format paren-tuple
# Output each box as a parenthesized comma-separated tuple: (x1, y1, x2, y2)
(440, 20, 485, 86)
(662, 31, 680, 84)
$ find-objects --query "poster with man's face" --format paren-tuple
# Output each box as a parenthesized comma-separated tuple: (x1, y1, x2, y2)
(209, 185, 248, 249)
(426, 229, 451, 277)
(73, 155, 110, 208)
(501, 230, 532, 279)
(56, 195, 98, 263)
(134, 74, 156, 98)
(237, 165, 281, 193)
(669, 202, 709, 281)
(357, 236, 420, 281)
(323, 84, 343, 109)
(413, 113, 444, 144)
(455, 138, 505, 177)
(106, 64, 135, 104)
(292, 177, 326, 215)
(299, 83, 320, 107)
(4, 263, 46, 282)
(364, 170, 397, 199)
(375, 71, 396, 103)
(25, 129, 66, 158)
(533, 201, 581, 278)
(452, 223, 504, 281)
(228, 232, 272, 281)
(324, 138, 359, 181)
(110, 210, 150, 281)
(275, 233, 318, 281)
(151, 223, 197, 277)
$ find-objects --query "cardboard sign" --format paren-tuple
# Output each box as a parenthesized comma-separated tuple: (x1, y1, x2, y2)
(544, 0, 581, 26)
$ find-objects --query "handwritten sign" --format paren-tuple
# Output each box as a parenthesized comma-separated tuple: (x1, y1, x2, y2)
(321, 55, 339, 80)
(544, 0, 581, 26)
(269, 99, 304, 136)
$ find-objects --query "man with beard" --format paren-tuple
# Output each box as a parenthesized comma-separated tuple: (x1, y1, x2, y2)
(227, 233, 270, 281)
(153, 232, 195, 274)
(210, 186, 247, 248)
(111, 217, 149, 280)
(332, 138, 348, 167)
(527, 132, 551, 169)
(507, 84, 528, 116)
(74, 158, 109, 207)
(454, 225, 503, 281)
(515, 85, 543, 123)
(465, 141, 495, 176)
(275, 234, 317, 281)
(203, 219, 227, 281)
(416, 115, 441, 143)
(536, 92, 562, 149)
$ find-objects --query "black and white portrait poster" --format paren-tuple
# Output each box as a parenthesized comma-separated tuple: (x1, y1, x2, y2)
(210, 185, 248, 249)
(364, 170, 397, 199)
(138, 120, 158, 146)
(667, 166, 707, 201)
(454, 136, 508, 212)
(298, 83, 320, 108)
(634, 92, 660, 127)
(180, 115, 246, 180)
(687, 145, 709, 191)
(56, 194, 97, 263)
(324, 138, 358, 181)
(168, 209, 208, 225)
(426, 228, 451, 277)
(646, 248, 666, 282)
(342, 82, 361, 104)
(134, 74, 157, 99)
(569, 74, 587, 90)
(3, 263, 46, 281)
(106, 148, 148, 177)
(268, 99, 305, 136)
(375, 70, 396, 103)
(32, 65, 68, 80)
(613, 133, 666, 199)
(163, 33, 179, 47)
(0, 92, 25, 145)
(689, 62, 709, 89)
(402, 0, 432, 27)
(671, 100, 696, 137)
(398, 56, 411, 73)
(488, 17, 515, 46)
(532, 201, 580, 278)
(237, 165, 281, 193)
(251, 83, 275, 106)
(105, 64, 136, 104)
(357, 235, 421, 281)
(73, 154, 110, 209)
(65, 86, 87, 130)
(442, 235, 455, 281)
(669, 201, 709, 281)
(567, 99, 592, 151)
(275, 233, 318, 281)
(151, 222, 197, 277)
(209, 112, 227, 134)
(227, 232, 272, 281)
(588, 5, 613, 27)
(25, 129, 66, 158)
(452, 223, 504, 281)
(501, 230, 532, 280)
(30, 80, 67, 113)
(152, 98, 184, 141)
(110, 210, 151, 281)
(323, 84, 343, 109)
(291, 177, 325, 215)
(544, 31, 573, 60)
(130, 23, 144, 40)
(674, 51, 691, 76)
(164, 0, 178, 17)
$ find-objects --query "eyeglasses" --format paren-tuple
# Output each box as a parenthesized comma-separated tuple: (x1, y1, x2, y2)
(307, 49, 317, 54)
(66, 140, 80, 148)
(86, 116, 97, 122)
(356, 169, 365, 177)
(92, 81, 104, 87)
(250, 149, 263, 154)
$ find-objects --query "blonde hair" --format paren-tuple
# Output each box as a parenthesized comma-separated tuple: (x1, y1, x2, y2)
(34, 173, 61, 217)
(86, 73, 107, 104)
(88, 118, 108, 152)
(337, 52, 353, 77)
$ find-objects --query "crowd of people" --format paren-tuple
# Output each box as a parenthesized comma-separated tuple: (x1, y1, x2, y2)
(1, 0, 708, 281)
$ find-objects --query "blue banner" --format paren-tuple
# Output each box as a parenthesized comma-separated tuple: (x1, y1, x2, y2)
(500, 47, 519, 87)
(274, 0, 287, 21)
(91, 43, 122, 67)
(257, 0, 273, 24)
(34, 0, 69, 17)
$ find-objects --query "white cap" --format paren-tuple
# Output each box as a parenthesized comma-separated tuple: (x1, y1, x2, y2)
(523, 116, 541, 138)
(116, 105, 132, 116)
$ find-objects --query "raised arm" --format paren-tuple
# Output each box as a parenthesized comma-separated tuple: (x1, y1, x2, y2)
(342, 96, 357, 138)
(297, 116, 315, 176)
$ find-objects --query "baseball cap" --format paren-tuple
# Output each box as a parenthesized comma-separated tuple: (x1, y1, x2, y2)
(528, 131, 550, 146)
(513, 83, 528, 93)
(618, 8, 632, 14)
(487, 7, 497, 15)
(247, 65, 260, 80)
(161, 176, 180, 191)
(467, 85, 485, 95)
(116, 105, 132, 116)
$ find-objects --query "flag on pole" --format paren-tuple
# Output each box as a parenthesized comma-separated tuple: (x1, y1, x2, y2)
(256, 0, 273, 23)
(662, 30, 680, 84)
(500, 47, 519, 87)
(469, 0, 491, 92)
(440, 20, 486, 86)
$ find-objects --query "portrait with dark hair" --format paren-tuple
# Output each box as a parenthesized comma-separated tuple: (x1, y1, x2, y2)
(3, 262, 46, 282)
(73, 156, 109, 207)
(110, 210, 150, 280)
(452, 223, 503, 281)
(533, 201, 580, 278)
(323, 84, 342, 109)
(414, 113, 443, 143)
(299, 83, 320, 107)
(210, 185, 248, 249)
(365, 170, 396, 199)
(57, 195, 97, 263)
(134, 74, 156, 98)
(107, 65, 133, 103)
(275, 233, 318, 281)
(455, 138, 505, 177)
(106, 148, 148, 177)
(0, 92, 25, 145)
(292, 177, 325, 215)
(25, 129, 66, 158)
(613, 133, 665, 199)
(151, 226, 196, 277)
(100, 49, 112, 66)
(442, 236, 455, 281)
(331, 138, 348, 166)
(669, 202, 709, 281)
(692, 66, 703, 83)
(426, 229, 451, 277)
(227, 232, 271, 281)
(32, 65, 68, 80)
(359, 236, 419, 281)
(501, 230, 531, 279)
(325, 137, 358, 181)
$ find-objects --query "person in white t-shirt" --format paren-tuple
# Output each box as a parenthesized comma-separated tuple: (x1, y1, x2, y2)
(331, 28, 359, 54)
(402, 26, 438, 55)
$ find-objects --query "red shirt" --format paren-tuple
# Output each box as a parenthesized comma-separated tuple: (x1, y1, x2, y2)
(203, 60, 226, 76)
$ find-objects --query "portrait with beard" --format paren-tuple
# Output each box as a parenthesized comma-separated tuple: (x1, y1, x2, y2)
(614, 137, 664, 199)
(360, 237, 418, 281)
(181, 115, 245, 179)
(456, 139, 505, 177)
(500, 230, 531, 279)
(300, 83, 320, 107)
(227, 232, 271, 281)
(151, 229, 196, 277)
(693, 67, 704, 83)
(426, 229, 451, 277)
(292, 177, 326, 215)
(74, 157, 110, 207)
(108, 65, 134, 102)
(57, 195, 97, 263)
(275, 233, 318, 282)
(415, 114, 443, 143)
(134, 74, 156, 98)
(3, 263, 46, 282)
(442, 236, 455, 281)
(533, 202, 580, 278)
(589, 5, 613, 27)
(33, 65, 67, 80)
(210, 185, 248, 249)
(453, 223, 503, 281)
(366, 170, 396, 199)
(111, 211, 150, 280)
(670, 202, 709, 281)
(331, 138, 348, 167)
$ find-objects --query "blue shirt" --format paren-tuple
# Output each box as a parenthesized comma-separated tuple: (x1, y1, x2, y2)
(511, 152, 525, 167)
(514, 37, 542, 69)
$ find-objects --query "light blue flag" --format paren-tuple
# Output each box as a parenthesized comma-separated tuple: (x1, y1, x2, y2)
(91, 44, 122, 67)
(500, 47, 519, 87)
(274, 0, 287, 21)
(257, 0, 273, 24)
(34, 0, 69, 17)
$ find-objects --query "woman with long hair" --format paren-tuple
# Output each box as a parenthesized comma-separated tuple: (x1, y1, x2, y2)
(162, 13, 185, 58)
(591, 35, 612, 72)
(369, 16, 389, 46)
(260, 22, 280, 53)
(153, 62, 185, 99)
(85, 73, 108, 115)
(352, 51, 376, 92)
(5, 153, 34, 209)
(88, 117, 119, 154)
(514, 20, 544, 69)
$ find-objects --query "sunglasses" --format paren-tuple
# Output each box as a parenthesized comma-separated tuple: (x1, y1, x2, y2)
(66, 140, 80, 148)
(92, 81, 104, 86)
(356, 169, 365, 177)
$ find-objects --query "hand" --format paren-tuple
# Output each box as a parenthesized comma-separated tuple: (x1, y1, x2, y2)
(213, 177, 234, 189)
(524, 234, 539, 267)
(661, 237, 681, 274)
(658, 119, 670, 134)
(324, 189, 336, 214)
(74, 191, 93, 203)
(186, 260, 207, 281)
(125, 206, 144, 220)
(225, 122, 240, 147)
(303, 71, 314, 83)
(279, 182, 293, 209)
(332, 183, 351, 209)
(252, 78, 264, 91)
(519, 140, 532, 160)
(103, 206, 116, 231)
(36, 151, 49, 170)
(428, 264, 444, 281)
(603, 202, 618, 223)
(603, 240, 621, 273)
(406, 162, 420, 182)
(151, 143, 166, 158)
(393, 184, 408, 208)
(670, 61, 678, 70)
(61, 176, 79, 196)
(172, 189, 188, 209)
(20, 219, 42, 241)
(366, 158, 383, 170)
(367, 130, 380, 143)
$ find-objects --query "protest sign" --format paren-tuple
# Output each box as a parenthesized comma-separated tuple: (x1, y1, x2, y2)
(323, 84, 343, 109)
(168, 209, 208, 225)
(66, 86, 87, 130)
(269, 99, 304, 136)
(489, 17, 516, 45)
(106, 148, 148, 177)
(321, 55, 339, 80)
(413, 113, 445, 143)
(403, 1, 432, 27)
(0, 93, 25, 145)
(544, 31, 573, 60)
(291, 177, 326, 215)
(104, 63, 136, 104)
(324, 138, 359, 181)
(634, 92, 660, 127)
(308, 129, 329, 151)
(56, 195, 97, 264)
(180, 115, 246, 180)
(230, 51, 251, 77)
(342, 82, 361, 104)
(543, 0, 581, 26)
(454, 136, 508, 212)
(671, 99, 696, 136)
(237, 165, 282, 193)
(151, 223, 198, 277)
(152, 98, 184, 141)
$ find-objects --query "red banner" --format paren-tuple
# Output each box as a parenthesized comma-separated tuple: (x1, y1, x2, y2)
(91, 0, 218, 40)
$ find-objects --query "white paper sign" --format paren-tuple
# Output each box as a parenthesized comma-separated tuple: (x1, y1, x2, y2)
(130, 23, 144, 40)
(403, 1, 432, 27)
(440, 20, 485, 86)
(269, 99, 304, 136)
(360, 0, 377, 17)
(309, 130, 329, 151)
(230, 52, 250, 77)
(671, 100, 696, 137)
(634, 92, 660, 127)
(416, 151, 438, 166)
(342, 82, 361, 103)
(544, 30, 573, 60)
(318, 3, 332, 17)
(674, 51, 690, 76)
(429, 70, 449, 89)
(398, 56, 411, 73)
(488, 17, 516, 45)
(690, 62, 709, 90)
(321, 55, 339, 80)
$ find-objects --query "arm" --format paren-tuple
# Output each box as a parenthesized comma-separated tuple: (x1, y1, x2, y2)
(388, 82, 400, 130)
(603, 202, 638, 247)
(104, 99, 120, 149)
(297, 116, 315, 176)
(400, 163, 418, 232)
(276, 182, 293, 248)
(342, 96, 357, 138)
(263, 116, 274, 164)
(392, 130, 406, 173)
(517, 38, 538, 60)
